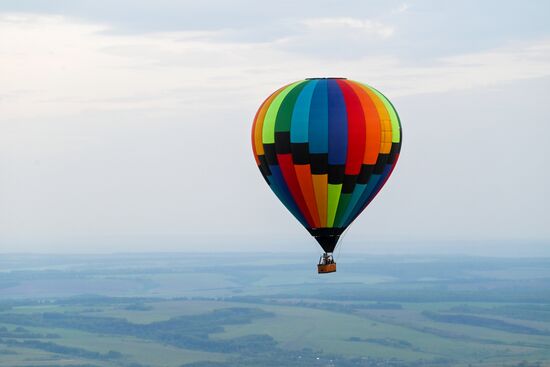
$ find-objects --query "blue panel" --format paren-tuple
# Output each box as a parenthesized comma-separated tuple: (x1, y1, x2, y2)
(308, 80, 328, 153)
(364, 165, 393, 206)
(342, 174, 382, 227)
(268, 165, 308, 227)
(335, 183, 367, 228)
(343, 164, 394, 227)
(327, 79, 348, 165)
(290, 80, 318, 143)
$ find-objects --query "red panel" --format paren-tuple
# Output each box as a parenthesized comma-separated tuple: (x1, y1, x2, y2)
(346, 82, 381, 164)
(337, 80, 366, 175)
(277, 154, 315, 227)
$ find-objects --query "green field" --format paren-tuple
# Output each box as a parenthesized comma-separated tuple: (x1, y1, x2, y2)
(1, 253, 549, 366)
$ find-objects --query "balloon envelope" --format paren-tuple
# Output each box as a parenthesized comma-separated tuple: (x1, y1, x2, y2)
(251, 78, 402, 252)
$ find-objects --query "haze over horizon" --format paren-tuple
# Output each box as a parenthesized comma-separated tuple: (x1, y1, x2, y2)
(1, 0, 549, 254)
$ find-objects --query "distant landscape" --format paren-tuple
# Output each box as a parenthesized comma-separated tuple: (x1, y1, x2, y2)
(1, 252, 550, 367)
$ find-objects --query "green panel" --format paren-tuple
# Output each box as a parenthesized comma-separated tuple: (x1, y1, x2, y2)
(362, 85, 401, 143)
(262, 81, 302, 144)
(327, 184, 342, 227)
(275, 81, 308, 132)
(333, 193, 352, 228)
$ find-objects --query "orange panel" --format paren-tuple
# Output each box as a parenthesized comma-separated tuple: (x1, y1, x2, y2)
(312, 174, 328, 228)
(251, 103, 261, 159)
(295, 165, 321, 227)
(253, 86, 287, 156)
(360, 85, 393, 154)
(347, 82, 381, 164)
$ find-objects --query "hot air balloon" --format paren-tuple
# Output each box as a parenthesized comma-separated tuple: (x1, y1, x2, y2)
(251, 78, 402, 273)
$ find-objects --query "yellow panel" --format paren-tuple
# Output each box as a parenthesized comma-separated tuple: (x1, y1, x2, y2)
(357, 84, 392, 153)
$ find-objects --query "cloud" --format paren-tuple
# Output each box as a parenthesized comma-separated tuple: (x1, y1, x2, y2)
(302, 17, 394, 39)
(1, 13, 549, 121)
(381, 39, 550, 96)
(396, 3, 409, 13)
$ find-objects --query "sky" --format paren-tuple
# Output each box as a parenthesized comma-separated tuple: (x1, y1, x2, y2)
(1, 0, 549, 255)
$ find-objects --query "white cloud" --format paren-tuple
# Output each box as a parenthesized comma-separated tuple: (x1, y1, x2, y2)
(2, 13, 549, 121)
(362, 39, 550, 98)
(302, 17, 395, 39)
(396, 3, 409, 13)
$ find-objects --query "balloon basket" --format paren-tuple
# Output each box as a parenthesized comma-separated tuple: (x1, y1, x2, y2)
(317, 253, 336, 274)
(318, 263, 336, 274)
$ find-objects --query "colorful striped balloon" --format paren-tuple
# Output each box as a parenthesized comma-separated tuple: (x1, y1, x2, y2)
(251, 78, 402, 253)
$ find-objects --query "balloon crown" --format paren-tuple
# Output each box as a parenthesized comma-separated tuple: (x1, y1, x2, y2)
(305, 77, 347, 80)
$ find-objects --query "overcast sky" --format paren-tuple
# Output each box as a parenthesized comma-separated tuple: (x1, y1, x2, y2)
(1, 0, 549, 255)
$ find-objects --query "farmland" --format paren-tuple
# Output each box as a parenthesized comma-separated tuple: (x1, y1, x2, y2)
(1, 253, 549, 366)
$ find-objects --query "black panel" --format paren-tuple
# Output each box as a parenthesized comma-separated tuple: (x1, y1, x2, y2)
(258, 167, 270, 185)
(307, 227, 345, 253)
(308, 227, 345, 237)
(328, 164, 345, 184)
(291, 143, 309, 165)
(264, 144, 278, 166)
(357, 164, 374, 184)
(373, 154, 389, 174)
(310, 153, 328, 174)
(274, 132, 291, 154)
(342, 174, 357, 194)
(387, 143, 401, 164)
(258, 155, 271, 176)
